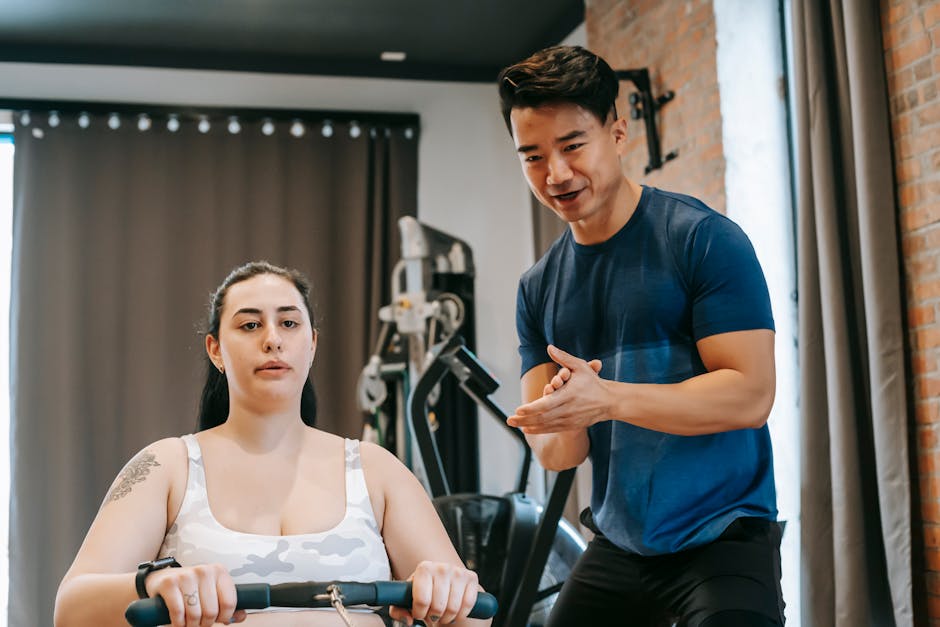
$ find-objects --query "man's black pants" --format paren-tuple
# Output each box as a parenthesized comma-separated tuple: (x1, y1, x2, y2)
(546, 512, 786, 627)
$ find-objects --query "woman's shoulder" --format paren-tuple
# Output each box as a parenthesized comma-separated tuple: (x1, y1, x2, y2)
(102, 437, 189, 507)
(358, 440, 407, 475)
(356, 441, 410, 531)
(301, 429, 394, 463)
(145, 435, 190, 459)
(124, 436, 187, 465)
(118, 436, 190, 485)
(358, 441, 415, 501)
(298, 430, 409, 486)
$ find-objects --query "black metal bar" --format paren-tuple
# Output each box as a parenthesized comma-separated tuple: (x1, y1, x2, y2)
(503, 468, 576, 627)
(407, 347, 454, 498)
(615, 68, 677, 174)
(457, 381, 532, 495)
(125, 581, 499, 626)
(409, 334, 575, 627)
(442, 343, 533, 493)
(641, 90, 663, 173)
(533, 581, 565, 603)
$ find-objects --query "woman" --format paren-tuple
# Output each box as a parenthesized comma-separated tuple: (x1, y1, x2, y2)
(54, 261, 488, 627)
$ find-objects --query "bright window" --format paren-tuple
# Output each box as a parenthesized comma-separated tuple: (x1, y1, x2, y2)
(714, 1, 800, 624)
(0, 132, 14, 626)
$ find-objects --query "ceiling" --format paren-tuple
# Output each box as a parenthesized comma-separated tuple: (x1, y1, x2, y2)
(0, 0, 585, 83)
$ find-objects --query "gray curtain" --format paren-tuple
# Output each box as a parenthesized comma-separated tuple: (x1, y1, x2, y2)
(9, 111, 417, 625)
(792, 2, 914, 625)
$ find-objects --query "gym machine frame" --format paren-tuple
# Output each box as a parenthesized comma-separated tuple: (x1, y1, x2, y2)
(409, 334, 579, 627)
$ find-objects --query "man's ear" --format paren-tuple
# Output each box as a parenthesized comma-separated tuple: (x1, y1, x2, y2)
(611, 116, 629, 153)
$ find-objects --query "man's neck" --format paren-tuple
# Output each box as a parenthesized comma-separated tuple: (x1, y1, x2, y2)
(570, 179, 643, 245)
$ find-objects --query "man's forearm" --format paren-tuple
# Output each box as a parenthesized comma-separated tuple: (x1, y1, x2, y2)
(526, 429, 590, 471)
(607, 368, 775, 436)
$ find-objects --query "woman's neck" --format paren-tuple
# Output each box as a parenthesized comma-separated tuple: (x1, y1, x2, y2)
(215, 406, 308, 454)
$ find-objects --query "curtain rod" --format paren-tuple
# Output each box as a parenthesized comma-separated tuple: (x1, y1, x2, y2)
(0, 98, 420, 127)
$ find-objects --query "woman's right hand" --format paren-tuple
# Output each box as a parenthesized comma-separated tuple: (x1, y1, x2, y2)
(144, 563, 247, 627)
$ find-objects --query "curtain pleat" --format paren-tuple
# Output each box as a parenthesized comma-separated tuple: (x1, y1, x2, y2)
(792, 1, 913, 625)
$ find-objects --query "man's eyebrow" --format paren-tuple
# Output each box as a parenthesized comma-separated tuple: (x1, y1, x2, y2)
(557, 130, 586, 142)
(231, 305, 301, 317)
(516, 130, 587, 154)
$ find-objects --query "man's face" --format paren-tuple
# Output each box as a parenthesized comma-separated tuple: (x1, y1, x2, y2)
(510, 102, 627, 226)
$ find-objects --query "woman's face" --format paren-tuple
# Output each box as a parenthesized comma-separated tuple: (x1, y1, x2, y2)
(206, 273, 316, 412)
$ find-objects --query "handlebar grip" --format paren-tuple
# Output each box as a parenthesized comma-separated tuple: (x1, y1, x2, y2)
(469, 592, 499, 619)
(125, 581, 499, 625)
(124, 583, 270, 626)
(373, 581, 499, 619)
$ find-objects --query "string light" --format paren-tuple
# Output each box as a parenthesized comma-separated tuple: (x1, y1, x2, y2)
(16, 109, 412, 145)
(31, 128, 44, 139)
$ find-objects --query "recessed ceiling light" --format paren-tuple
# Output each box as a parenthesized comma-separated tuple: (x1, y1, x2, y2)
(381, 51, 407, 62)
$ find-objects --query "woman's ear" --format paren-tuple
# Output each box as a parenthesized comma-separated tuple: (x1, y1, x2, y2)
(310, 330, 318, 363)
(206, 334, 223, 372)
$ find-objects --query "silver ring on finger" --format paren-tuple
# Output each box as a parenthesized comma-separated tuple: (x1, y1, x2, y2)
(184, 590, 199, 606)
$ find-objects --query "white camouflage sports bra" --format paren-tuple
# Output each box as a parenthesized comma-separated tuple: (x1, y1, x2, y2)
(159, 434, 392, 585)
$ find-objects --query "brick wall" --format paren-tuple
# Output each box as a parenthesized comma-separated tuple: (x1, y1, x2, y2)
(584, 0, 725, 213)
(882, 0, 940, 621)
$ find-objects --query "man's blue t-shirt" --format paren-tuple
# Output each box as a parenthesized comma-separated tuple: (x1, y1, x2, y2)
(516, 186, 777, 556)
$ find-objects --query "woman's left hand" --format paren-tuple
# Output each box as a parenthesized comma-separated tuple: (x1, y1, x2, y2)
(388, 561, 480, 625)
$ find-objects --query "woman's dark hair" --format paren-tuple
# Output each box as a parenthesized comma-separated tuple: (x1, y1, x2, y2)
(497, 45, 620, 134)
(197, 260, 317, 431)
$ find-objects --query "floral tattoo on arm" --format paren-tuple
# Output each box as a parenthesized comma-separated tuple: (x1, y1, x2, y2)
(105, 450, 161, 503)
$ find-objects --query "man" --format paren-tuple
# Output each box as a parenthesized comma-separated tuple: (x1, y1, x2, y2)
(500, 46, 785, 626)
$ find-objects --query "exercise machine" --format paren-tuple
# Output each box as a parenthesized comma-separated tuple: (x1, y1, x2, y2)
(125, 579, 498, 626)
(357, 217, 585, 626)
(410, 334, 584, 627)
(357, 216, 478, 492)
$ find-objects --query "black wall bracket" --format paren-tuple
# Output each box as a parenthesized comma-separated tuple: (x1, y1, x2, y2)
(616, 68, 679, 174)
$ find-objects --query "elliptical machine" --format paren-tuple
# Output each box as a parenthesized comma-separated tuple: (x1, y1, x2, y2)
(357, 217, 584, 627)
(410, 335, 585, 627)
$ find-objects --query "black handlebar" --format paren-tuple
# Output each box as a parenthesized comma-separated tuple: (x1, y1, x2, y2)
(125, 580, 498, 626)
